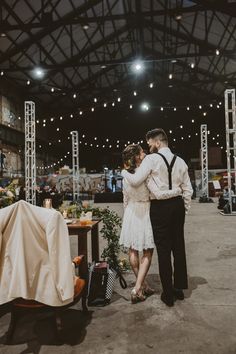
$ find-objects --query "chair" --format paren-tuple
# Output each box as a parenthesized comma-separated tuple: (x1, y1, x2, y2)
(0, 201, 88, 343)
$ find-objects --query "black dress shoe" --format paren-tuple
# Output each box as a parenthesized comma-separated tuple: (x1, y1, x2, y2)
(173, 288, 184, 300)
(161, 293, 174, 307)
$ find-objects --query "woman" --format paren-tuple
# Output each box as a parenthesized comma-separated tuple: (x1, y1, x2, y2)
(120, 144, 181, 304)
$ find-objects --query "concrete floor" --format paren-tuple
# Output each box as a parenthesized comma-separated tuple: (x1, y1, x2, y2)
(0, 200, 236, 354)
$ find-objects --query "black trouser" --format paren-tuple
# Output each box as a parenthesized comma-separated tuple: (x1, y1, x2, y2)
(150, 196, 188, 300)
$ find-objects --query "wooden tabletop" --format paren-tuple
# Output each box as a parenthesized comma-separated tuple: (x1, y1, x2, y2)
(67, 220, 99, 230)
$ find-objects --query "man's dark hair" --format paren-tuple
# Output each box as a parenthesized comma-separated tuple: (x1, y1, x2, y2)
(146, 128, 168, 144)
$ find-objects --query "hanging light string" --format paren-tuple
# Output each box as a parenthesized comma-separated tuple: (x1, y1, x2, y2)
(37, 96, 223, 128)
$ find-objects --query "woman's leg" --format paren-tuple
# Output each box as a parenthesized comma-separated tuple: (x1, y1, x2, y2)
(129, 248, 139, 278)
(135, 249, 154, 293)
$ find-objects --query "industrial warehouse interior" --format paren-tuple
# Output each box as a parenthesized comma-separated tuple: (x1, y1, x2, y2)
(0, 1, 236, 353)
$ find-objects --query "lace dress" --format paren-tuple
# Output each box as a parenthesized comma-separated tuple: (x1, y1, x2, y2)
(119, 178, 154, 251)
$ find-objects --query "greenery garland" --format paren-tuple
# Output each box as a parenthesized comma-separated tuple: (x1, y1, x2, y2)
(62, 204, 123, 272)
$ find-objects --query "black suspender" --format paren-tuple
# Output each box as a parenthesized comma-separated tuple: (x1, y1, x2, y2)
(157, 153, 177, 190)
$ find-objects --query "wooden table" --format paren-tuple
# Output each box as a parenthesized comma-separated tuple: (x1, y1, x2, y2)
(67, 220, 100, 266)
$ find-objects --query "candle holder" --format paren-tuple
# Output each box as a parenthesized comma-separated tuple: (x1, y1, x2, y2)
(43, 198, 52, 209)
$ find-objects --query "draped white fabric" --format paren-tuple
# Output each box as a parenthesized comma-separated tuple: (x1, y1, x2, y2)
(0, 200, 74, 306)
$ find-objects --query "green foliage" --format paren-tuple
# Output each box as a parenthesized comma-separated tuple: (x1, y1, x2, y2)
(62, 204, 122, 271)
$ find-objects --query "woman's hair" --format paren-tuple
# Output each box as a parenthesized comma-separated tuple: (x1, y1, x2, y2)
(122, 144, 142, 174)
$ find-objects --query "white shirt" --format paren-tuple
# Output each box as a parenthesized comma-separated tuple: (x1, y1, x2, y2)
(122, 147, 193, 211)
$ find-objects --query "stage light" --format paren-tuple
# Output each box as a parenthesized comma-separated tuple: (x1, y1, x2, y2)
(217, 105, 220, 108)
(203, 112, 207, 116)
(34, 67, 44, 78)
(101, 65, 106, 69)
(51, 87, 54, 92)
(129, 104, 133, 109)
(43, 119, 46, 123)
(36, 120, 39, 123)
(132, 60, 144, 73)
(79, 111, 83, 115)
(149, 82, 154, 88)
(141, 102, 150, 111)
(94, 98, 97, 102)
(169, 73, 173, 79)
(27, 80, 30, 85)
(50, 117, 54, 121)
(73, 93, 77, 98)
(133, 91, 137, 96)
(43, 124, 46, 127)
(70, 114, 73, 118)
(192, 119, 195, 123)
(104, 103, 107, 107)
(187, 107, 190, 110)
(216, 49, 220, 56)
(174, 107, 177, 111)
(91, 107, 94, 112)
(0, 71, 4, 76)
(117, 97, 121, 102)
(60, 116, 63, 120)
(210, 103, 213, 107)
(199, 105, 202, 109)
(180, 125, 183, 129)
(160, 107, 164, 111)
(190, 62, 195, 69)
(106, 138, 109, 142)
(94, 137, 97, 140)
(0, 33, 6, 37)
(169, 130, 172, 134)
(83, 24, 89, 30)
(57, 127, 59, 131)
(112, 102, 115, 106)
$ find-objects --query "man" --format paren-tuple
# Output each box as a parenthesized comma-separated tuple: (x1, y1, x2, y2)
(122, 128, 193, 306)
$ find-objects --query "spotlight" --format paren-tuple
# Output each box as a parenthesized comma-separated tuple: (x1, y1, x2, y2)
(112, 102, 115, 106)
(117, 97, 121, 102)
(141, 102, 150, 111)
(79, 111, 83, 115)
(73, 93, 77, 98)
(160, 107, 164, 111)
(34, 67, 44, 78)
(187, 107, 190, 110)
(51, 87, 54, 92)
(94, 98, 97, 102)
(169, 73, 173, 79)
(91, 107, 94, 112)
(0, 71, 4, 76)
(203, 112, 207, 116)
(27, 80, 30, 85)
(149, 82, 154, 88)
(216, 49, 220, 56)
(129, 104, 133, 109)
(132, 60, 144, 73)
(133, 91, 137, 96)
(190, 62, 195, 69)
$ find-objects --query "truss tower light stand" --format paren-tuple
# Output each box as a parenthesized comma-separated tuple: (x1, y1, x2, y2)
(224, 89, 236, 215)
(24, 101, 36, 205)
(71, 131, 80, 202)
(200, 124, 209, 198)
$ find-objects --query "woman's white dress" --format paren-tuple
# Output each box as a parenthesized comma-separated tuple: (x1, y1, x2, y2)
(119, 178, 154, 251)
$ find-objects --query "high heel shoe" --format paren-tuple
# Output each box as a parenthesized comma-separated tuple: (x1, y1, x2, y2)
(143, 285, 155, 297)
(131, 288, 146, 304)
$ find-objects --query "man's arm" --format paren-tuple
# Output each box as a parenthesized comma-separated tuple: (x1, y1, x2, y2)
(121, 155, 153, 187)
(181, 164, 193, 212)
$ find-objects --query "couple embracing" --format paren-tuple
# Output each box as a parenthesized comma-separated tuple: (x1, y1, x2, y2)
(119, 128, 193, 306)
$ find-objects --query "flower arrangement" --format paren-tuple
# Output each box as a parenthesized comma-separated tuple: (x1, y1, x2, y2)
(0, 186, 15, 208)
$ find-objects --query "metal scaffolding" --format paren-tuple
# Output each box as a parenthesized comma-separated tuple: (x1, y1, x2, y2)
(71, 131, 80, 202)
(224, 89, 236, 214)
(200, 124, 208, 197)
(24, 101, 36, 205)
